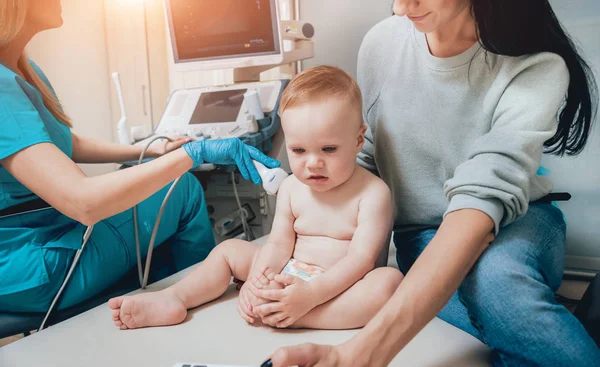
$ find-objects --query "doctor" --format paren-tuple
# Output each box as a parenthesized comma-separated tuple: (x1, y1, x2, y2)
(0, 0, 279, 312)
(265, 0, 599, 366)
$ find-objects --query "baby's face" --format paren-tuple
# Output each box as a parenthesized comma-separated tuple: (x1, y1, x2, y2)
(281, 97, 366, 192)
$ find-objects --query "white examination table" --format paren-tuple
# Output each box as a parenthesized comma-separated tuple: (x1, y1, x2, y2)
(0, 236, 490, 366)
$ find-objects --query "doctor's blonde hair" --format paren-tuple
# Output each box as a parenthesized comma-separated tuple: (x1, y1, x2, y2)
(279, 65, 363, 126)
(0, 0, 72, 127)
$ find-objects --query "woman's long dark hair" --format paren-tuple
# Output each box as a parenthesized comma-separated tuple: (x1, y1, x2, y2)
(471, 0, 598, 156)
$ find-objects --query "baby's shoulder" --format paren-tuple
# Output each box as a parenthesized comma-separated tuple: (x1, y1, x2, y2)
(353, 166, 391, 198)
(278, 174, 304, 197)
(280, 174, 300, 187)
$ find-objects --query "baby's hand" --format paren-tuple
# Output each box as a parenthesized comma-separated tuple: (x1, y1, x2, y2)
(248, 267, 285, 309)
(237, 267, 283, 324)
(253, 273, 317, 328)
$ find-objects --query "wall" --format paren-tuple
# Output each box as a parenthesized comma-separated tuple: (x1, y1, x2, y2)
(145, 0, 172, 130)
(105, 0, 156, 141)
(26, 0, 116, 176)
(300, 0, 600, 270)
(300, 0, 392, 77)
(545, 0, 600, 270)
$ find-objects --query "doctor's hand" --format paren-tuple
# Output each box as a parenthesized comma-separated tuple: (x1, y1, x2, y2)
(183, 138, 280, 184)
(252, 273, 317, 328)
(146, 136, 191, 158)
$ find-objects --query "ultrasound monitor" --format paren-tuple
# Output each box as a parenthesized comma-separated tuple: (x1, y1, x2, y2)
(165, 0, 284, 72)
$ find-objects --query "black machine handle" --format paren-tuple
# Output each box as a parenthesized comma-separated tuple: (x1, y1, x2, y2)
(537, 192, 572, 203)
(0, 198, 51, 219)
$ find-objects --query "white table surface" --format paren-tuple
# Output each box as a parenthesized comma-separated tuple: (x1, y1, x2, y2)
(0, 238, 490, 367)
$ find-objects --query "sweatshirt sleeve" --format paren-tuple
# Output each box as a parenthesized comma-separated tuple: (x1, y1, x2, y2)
(443, 53, 570, 234)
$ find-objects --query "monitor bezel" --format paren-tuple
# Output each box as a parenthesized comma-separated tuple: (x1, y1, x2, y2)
(164, 0, 284, 72)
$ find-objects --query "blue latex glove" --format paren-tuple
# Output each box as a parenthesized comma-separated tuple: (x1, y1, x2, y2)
(183, 138, 281, 184)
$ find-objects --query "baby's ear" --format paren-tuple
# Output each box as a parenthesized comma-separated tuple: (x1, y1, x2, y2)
(356, 124, 367, 149)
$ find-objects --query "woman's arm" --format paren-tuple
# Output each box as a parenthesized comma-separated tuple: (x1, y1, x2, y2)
(71, 132, 190, 163)
(344, 209, 494, 366)
(268, 208, 494, 367)
(1, 142, 194, 226)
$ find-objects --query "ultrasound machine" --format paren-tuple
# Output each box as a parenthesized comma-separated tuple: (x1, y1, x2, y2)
(120, 0, 315, 243)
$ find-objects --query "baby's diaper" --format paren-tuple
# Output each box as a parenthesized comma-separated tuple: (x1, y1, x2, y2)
(282, 258, 325, 281)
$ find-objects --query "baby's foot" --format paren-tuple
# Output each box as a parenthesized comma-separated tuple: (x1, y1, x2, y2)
(108, 288, 187, 330)
(249, 268, 285, 311)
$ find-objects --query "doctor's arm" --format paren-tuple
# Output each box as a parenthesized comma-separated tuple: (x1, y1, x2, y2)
(1, 142, 194, 226)
(71, 131, 190, 163)
(2, 138, 279, 226)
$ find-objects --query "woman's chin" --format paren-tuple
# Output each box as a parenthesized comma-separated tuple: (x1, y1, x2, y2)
(412, 22, 435, 34)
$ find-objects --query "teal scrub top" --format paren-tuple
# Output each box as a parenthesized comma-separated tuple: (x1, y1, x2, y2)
(0, 61, 83, 296)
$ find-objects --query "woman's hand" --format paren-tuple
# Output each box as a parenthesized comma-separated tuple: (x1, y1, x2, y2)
(252, 273, 317, 328)
(182, 138, 281, 184)
(264, 343, 364, 367)
(145, 136, 191, 158)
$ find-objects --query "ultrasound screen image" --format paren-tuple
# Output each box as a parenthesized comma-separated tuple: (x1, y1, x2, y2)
(189, 89, 247, 124)
(169, 0, 279, 61)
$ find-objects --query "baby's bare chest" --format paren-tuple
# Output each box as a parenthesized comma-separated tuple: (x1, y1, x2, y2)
(291, 194, 360, 240)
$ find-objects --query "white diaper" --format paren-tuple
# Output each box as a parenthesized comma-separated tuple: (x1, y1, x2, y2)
(281, 258, 325, 281)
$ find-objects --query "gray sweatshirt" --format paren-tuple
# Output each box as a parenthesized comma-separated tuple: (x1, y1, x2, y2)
(356, 16, 569, 234)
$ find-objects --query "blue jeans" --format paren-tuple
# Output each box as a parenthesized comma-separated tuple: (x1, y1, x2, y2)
(394, 202, 600, 367)
(0, 172, 215, 312)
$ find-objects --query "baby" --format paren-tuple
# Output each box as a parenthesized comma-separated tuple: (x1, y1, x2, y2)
(108, 66, 403, 330)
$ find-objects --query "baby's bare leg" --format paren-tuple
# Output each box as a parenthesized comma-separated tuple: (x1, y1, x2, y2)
(292, 267, 403, 330)
(108, 239, 258, 329)
(170, 239, 258, 307)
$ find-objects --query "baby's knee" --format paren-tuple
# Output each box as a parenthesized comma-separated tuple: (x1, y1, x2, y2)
(215, 239, 256, 270)
(215, 238, 244, 255)
(381, 268, 403, 295)
(368, 267, 403, 299)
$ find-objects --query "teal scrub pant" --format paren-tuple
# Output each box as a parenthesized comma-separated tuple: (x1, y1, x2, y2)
(0, 172, 215, 312)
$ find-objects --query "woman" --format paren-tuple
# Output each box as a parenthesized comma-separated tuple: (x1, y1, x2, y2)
(0, 0, 279, 313)
(264, 0, 599, 366)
